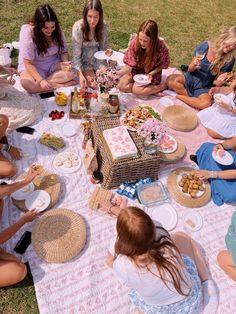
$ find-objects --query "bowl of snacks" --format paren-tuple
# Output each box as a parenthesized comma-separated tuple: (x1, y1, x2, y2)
(54, 91, 67, 106)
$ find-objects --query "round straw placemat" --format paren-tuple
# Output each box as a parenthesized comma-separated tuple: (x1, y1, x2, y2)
(167, 167, 211, 208)
(159, 137, 186, 163)
(32, 208, 86, 263)
(162, 105, 198, 132)
(12, 169, 61, 212)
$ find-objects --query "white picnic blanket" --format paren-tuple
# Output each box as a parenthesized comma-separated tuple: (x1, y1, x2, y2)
(1, 79, 236, 314)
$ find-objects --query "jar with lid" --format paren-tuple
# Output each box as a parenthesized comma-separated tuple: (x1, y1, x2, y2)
(109, 95, 119, 114)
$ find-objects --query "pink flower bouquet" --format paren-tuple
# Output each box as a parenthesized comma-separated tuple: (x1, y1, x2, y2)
(96, 67, 119, 93)
(137, 118, 169, 145)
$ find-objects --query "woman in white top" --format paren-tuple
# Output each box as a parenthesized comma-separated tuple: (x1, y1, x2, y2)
(72, 0, 109, 88)
(198, 78, 236, 139)
(104, 206, 215, 314)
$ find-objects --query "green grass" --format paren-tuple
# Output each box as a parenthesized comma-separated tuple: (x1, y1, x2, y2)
(0, 0, 235, 313)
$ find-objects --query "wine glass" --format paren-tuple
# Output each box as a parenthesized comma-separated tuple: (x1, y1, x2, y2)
(195, 51, 206, 68)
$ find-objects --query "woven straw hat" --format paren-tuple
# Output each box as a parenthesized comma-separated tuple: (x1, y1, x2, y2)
(162, 105, 198, 131)
(32, 208, 86, 263)
(167, 167, 211, 208)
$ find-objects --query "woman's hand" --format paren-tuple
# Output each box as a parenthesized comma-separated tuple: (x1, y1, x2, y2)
(8, 146, 22, 160)
(216, 72, 228, 82)
(195, 170, 211, 180)
(22, 209, 38, 223)
(39, 79, 52, 90)
(23, 166, 40, 184)
(217, 100, 232, 112)
(213, 143, 224, 153)
(79, 73, 87, 88)
(3, 66, 18, 76)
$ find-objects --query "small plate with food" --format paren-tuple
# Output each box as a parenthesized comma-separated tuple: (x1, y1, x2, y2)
(158, 135, 177, 154)
(52, 152, 81, 174)
(44, 109, 67, 125)
(11, 182, 35, 201)
(25, 190, 51, 212)
(212, 149, 233, 166)
(182, 210, 203, 232)
(177, 170, 205, 198)
(133, 74, 151, 86)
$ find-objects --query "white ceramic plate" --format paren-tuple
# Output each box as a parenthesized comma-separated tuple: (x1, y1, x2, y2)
(61, 122, 76, 137)
(213, 93, 231, 105)
(53, 152, 81, 174)
(158, 135, 178, 154)
(182, 210, 203, 232)
(94, 51, 107, 60)
(159, 97, 174, 107)
(133, 74, 151, 86)
(212, 150, 234, 166)
(148, 203, 178, 231)
(44, 109, 67, 125)
(11, 182, 35, 201)
(25, 190, 50, 212)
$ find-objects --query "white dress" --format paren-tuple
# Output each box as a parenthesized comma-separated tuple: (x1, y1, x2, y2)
(198, 92, 236, 138)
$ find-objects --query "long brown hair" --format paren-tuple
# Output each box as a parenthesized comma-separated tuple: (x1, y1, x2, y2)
(136, 20, 159, 73)
(82, 0, 104, 45)
(30, 4, 64, 56)
(115, 207, 190, 296)
(210, 26, 236, 75)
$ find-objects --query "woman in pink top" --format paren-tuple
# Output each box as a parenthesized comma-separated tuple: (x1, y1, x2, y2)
(18, 4, 75, 93)
(117, 20, 169, 96)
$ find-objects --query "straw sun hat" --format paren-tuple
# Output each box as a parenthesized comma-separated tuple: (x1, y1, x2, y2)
(162, 105, 198, 132)
(32, 208, 86, 263)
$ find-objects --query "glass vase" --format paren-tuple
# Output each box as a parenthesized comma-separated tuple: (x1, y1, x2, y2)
(143, 137, 158, 154)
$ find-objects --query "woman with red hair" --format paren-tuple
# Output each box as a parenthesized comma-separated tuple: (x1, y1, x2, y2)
(118, 20, 169, 96)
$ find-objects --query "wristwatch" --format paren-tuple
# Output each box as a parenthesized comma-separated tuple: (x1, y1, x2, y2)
(1, 143, 10, 152)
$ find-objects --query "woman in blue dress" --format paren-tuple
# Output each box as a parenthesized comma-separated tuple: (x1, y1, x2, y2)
(167, 26, 236, 109)
(191, 137, 236, 206)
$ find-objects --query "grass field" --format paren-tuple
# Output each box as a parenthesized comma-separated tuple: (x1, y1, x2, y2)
(0, 0, 235, 313)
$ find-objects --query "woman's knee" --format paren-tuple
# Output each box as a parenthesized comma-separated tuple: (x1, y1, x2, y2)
(0, 115, 9, 136)
(217, 250, 229, 268)
(206, 128, 223, 139)
(0, 261, 27, 287)
(166, 74, 183, 88)
(4, 163, 17, 177)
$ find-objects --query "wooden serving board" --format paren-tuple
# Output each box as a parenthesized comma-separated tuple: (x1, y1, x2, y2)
(12, 169, 61, 212)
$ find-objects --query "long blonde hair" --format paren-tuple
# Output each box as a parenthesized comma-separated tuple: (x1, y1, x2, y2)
(115, 207, 190, 296)
(210, 26, 236, 75)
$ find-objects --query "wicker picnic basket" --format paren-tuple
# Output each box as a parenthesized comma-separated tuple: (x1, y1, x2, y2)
(92, 116, 162, 189)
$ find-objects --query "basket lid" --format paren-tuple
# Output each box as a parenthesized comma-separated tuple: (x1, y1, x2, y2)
(162, 105, 198, 131)
(32, 208, 86, 263)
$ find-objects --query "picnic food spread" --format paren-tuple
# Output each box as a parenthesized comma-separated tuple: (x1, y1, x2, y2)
(39, 132, 65, 150)
(178, 170, 205, 198)
(120, 105, 161, 130)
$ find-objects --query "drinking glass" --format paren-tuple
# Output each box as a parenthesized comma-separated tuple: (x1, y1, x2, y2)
(195, 51, 205, 68)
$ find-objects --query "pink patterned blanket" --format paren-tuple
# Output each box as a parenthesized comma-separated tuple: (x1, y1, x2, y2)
(1, 73, 236, 314)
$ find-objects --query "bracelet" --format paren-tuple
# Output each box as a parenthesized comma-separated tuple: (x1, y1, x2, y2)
(209, 171, 218, 179)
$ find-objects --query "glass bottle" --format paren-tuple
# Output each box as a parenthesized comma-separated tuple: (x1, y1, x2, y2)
(71, 87, 79, 113)
(108, 95, 119, 114)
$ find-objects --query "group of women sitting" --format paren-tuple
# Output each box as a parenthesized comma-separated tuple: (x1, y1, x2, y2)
(1, 0, 236, 313)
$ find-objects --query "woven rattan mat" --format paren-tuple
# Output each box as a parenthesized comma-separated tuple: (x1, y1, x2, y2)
(159, 137, 186, 163)
(167, 167, 211, 208)
(32, 208, 86, 263)
(162, 105, 198, 132)
(12, 169, 61, 212)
